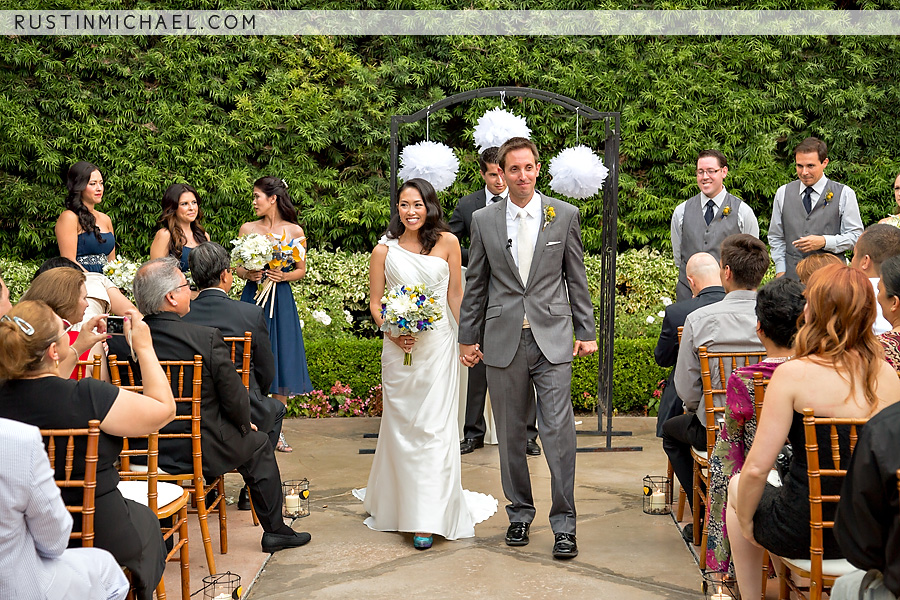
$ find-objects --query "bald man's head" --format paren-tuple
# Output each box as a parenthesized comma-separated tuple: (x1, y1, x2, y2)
(685, 252, 722, 297)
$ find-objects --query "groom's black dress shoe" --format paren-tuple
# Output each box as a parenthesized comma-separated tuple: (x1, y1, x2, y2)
(505, 522, 530, 546)
(552, 532, 578, 559)
(261, 530, 312, 553)
(460, 438, 484, 455)
(526, 438, 541, 456)
(238, 485, 251, 511)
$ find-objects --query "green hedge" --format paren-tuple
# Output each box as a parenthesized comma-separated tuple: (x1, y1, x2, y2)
(301, 336, 665, 414)
(4, 9, 900, 259)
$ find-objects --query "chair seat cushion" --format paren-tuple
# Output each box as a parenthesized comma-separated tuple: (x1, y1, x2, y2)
(118, 480, 186, 509)
(780, 557, 857, 577)
(690, 448, 708, 461)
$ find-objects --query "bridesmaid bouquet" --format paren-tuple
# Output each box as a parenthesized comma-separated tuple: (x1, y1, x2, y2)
(380, 284, 443, 366)
(230, 232, 306, 318)
(102, 257, 139, 294)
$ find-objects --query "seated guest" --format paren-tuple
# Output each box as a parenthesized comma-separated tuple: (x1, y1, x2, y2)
(0, 271, 11, 316)
(34, 256, 136, 321)
(655, 252, 725, 436)
(128, 257, 311, 553)
(850, 223, 900, 334)
(727, 264, 900, 600)
(830, 401, 900, 600)
(0, 301, 175, 600)
(795, 252, 843, 285)
(0, 417, 129, 600)
(183, 241, 284, 511)
(20, 267, 109, 380)
(666, 234, 769, 527)
(876, 255, 900, 369)
(705, 278, 805, 575)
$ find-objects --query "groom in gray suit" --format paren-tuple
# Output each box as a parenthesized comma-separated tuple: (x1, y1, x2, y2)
(458, 137, 597, 559)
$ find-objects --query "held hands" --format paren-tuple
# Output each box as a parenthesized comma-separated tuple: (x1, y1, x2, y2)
(122, 309, 152, 351)
(73, 314, 109, 352)
(792, 235, 826, 254)
(458, 343, 483, 367)
(573, 340, 598, 357)
(264, 268, 286, 283)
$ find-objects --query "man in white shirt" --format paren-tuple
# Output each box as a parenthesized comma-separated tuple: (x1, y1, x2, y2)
(768, 137, 864, 280)
(850, 224, 900, 335)
(671, 149, 759, 301)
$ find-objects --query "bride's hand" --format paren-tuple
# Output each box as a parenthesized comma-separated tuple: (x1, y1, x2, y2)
(388, 333, 416, 353)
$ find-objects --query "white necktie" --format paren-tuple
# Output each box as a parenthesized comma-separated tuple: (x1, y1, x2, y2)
(517, 209, 533, 286)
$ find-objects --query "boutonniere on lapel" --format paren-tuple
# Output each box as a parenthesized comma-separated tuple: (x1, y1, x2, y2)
(543, 205, 556, 230)
(721, 206, 731, 218)
(824, 191, 834, 204)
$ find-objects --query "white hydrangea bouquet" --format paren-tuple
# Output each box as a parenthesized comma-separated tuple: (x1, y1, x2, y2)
(102, 257, 139, 294)
(380, 283, 443, 366)
(230, 233, 273, 272)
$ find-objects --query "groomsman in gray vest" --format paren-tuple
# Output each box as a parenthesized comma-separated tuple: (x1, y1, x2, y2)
(768, 137, 864, 280)
(671, 149, 759, 301)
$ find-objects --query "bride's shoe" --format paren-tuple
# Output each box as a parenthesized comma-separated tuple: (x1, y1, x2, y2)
(413, 534, 433, 550)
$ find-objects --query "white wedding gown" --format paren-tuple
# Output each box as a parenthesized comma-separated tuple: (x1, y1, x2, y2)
(353, 238, 497, 539)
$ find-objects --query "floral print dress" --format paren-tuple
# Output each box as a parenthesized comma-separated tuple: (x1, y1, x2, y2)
(705, 357, 789, 575)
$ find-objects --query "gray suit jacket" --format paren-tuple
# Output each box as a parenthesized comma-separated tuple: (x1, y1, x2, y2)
(458, 193, 596, 368)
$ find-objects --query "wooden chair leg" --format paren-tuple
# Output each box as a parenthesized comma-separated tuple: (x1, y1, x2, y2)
(761, 551, 770, 600)
(177, 505, 190, 600)
(691, 462, 702, 545)
(155, 577, 166, 600)
(248, 492, 260, 526)
(677, 487, 686, 522)
(699, 507, 709, 569)
(195, 496, 218, 575)
(217, 478, 228, 554)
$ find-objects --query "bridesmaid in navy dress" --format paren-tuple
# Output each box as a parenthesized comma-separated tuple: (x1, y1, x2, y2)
(150, 183, 209, 295)
(55, 162, 116, 273)
(234, 176, 313, 452)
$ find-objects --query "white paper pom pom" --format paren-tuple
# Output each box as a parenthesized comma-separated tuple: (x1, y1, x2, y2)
(548, 145, 610, 200)
(473, 108, 531, 153)
(398, 141, 459, 192)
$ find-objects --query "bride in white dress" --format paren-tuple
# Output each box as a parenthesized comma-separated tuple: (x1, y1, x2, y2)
(353, 178, 497, 549)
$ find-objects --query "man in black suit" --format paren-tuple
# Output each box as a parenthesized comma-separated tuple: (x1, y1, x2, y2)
(451, 146, 539, 455)
(183, 241, 285, 511)
(654, 252, 725, 437)
(131, 257, 310, 554)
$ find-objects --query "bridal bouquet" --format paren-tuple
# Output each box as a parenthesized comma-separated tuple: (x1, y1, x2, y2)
(102, 256, 139, 294)
(380, 284, 443, 366)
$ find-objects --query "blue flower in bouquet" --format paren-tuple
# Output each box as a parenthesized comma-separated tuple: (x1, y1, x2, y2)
(380, 283, 443, 365)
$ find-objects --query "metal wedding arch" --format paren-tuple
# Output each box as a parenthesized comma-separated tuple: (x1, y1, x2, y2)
(389, 86, 638, 452)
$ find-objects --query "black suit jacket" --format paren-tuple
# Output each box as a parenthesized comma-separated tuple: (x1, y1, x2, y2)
(654, 285, 726, 436)
(129, 312, 266, 479)
(182, 289, 278, 432)
(449, 189, 488, 267)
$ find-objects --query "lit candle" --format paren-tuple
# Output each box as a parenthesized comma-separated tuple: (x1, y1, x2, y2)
(650, 490, 666, 511)
(285, 489, 301, 513)
(709, 584, 729, 599)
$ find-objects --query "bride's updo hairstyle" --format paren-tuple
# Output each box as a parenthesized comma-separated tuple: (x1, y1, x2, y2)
(254, 176, 298, 225)
(794, 263, 883, 409)
(0, 301, 61, 380)
(387, 178, 449, 255)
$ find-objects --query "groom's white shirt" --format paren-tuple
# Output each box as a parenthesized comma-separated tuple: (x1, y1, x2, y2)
(505, 192, 541, 267)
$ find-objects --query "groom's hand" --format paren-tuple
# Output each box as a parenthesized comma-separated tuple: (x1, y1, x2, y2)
(573, 340, 598, 357)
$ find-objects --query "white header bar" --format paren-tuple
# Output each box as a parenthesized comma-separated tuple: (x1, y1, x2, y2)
(3, 10, 900, 36)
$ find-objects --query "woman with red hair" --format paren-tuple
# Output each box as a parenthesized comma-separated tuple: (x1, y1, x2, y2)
(727, 264, 900, 599)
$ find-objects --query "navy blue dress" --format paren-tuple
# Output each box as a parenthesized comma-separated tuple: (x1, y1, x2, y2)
(177, 246, 193, 272)
(240, 265, 312, 397)
(76, 231, 116, 273)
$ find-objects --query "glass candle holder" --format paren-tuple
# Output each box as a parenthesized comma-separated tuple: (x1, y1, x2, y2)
(701, 571, 738, 599)
(642, 475, 671, 515)
(282, 478, 310, 519)
(203, 572, 241, 599)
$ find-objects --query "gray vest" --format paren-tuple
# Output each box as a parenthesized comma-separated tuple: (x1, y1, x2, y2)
(677, 193, 743, 299)
(781, 179, 845, 280)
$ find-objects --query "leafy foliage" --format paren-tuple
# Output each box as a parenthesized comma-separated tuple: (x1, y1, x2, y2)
(4, 9, 900, 259)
